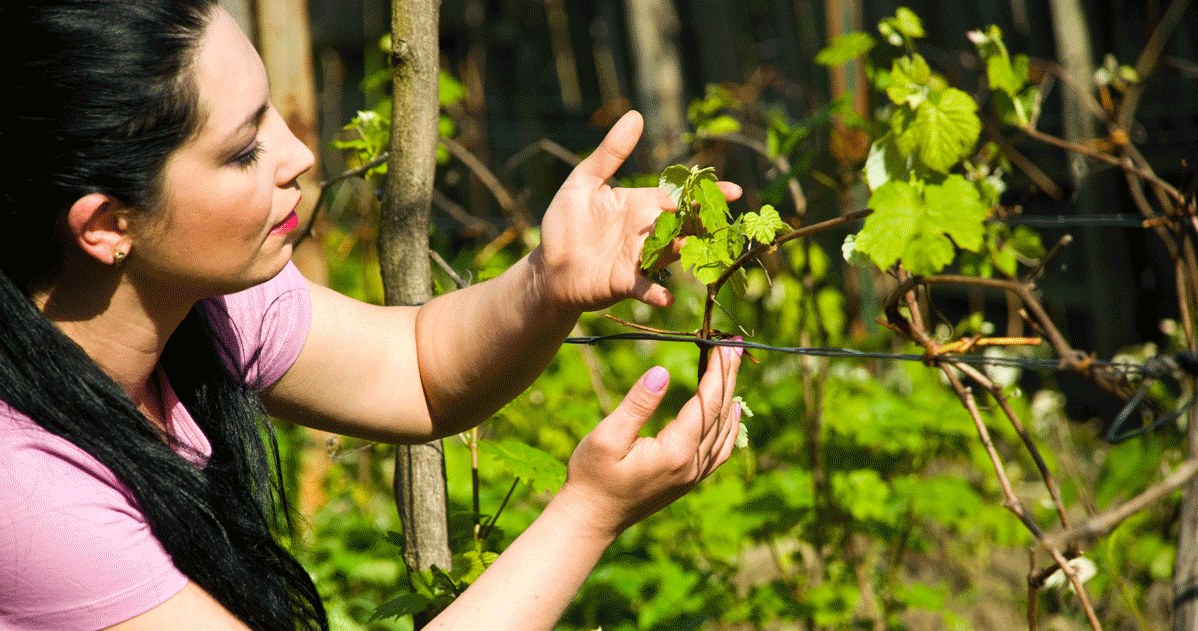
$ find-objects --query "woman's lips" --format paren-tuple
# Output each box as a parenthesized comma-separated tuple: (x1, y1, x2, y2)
(269, 210, 299, 236)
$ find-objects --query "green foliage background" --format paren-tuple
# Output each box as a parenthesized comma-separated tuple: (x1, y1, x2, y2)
(275, 7, 1190, 630)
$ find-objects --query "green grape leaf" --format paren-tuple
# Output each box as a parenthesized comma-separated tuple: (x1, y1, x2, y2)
(1007, 225, 1046, 259)
(659, 164, 692, 207)
(900, 88, 981, 173)
(863, 133, 911, 191)
(841, 234, 872, 268)
(697, 114, 741, 136)
(696, 179, 731, 234)
(370, 592, 433, 622)
(994, 244, 1019, 277)
(891, 7, 926, 39)
(923, 175, 987, 252)
(986, 55, 1023, 97)
(856, 180, 920, 269)
(478, 439, 566, 494)
(680, 235, 732, 285)
(640, 211, 683, 270)
(994, 85, 1039, 128)
(856, 175, 988, 274)
(742, 205, 788, 244)
(687, 84, 742, 126)
(451, 549, 499, 586)
(815, 32, 876, 67)
(886, 54, 931, 107)
(902, 228, 959, 275)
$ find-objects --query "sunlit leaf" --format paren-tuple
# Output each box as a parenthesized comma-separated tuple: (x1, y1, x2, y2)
(815, 32, 876, 67)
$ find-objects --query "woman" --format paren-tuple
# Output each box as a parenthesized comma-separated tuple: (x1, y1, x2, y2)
(0, 1, 744, 630)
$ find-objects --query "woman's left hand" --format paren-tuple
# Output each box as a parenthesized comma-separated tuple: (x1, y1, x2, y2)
(531, 110, 742, 313)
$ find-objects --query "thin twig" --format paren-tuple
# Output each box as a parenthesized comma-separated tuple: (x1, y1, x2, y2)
(1023, 234, 1074, 284)
(986, 121, 1065, 200)
(1021, 125, 1185, 205)
(1046, 459, 1198, 550)
(940, 347, 1104, 630)
(1115, 0, 1196, 131)
(429, 248, 470, 289)
(951, 361, 1073, 531)
(694, 130, 808, 219)
(432, 189, 501, 238)
(480, 478, 521, 541)
(442, 136, 535, 228)
(505, 138, 583, 174)
(898, 276, 1103, 628)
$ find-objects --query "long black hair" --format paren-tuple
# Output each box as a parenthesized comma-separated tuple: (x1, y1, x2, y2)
(0, 2, 326, 628)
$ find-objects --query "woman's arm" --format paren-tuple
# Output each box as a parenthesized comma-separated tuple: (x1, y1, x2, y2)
(262, 111, 741, 442)
(428, 345, 743, 629)
(105, 582, 249, 630)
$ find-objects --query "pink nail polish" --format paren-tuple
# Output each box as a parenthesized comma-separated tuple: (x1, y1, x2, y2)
(643, 366, 669, 393)
(732, 336, 744, 357)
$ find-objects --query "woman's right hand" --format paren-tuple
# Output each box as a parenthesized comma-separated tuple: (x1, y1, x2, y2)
(422, 345, 742, 631)
(557, 344, 744, 540)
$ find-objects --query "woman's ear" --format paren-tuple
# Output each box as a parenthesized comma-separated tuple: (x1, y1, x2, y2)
(65, 193, 131, 266)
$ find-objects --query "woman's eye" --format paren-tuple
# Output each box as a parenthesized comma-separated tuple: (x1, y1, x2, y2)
(232, 141, 264, 169)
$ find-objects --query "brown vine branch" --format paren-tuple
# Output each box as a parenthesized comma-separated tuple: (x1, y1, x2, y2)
(1020, 125, 1186, 205)
(949, 360, 1073, 533)
(1046, 459, 1198, 551)
(505, 138, 584, 174)
(897, 278, 1104, 630)
(429, 248, 469, 289)
(1023, 234, 1074, 284)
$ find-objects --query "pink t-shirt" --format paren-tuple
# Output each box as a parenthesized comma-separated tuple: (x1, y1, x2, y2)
(0, 262, 312, 630)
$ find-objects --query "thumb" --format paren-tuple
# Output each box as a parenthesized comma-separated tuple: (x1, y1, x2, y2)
(598, 365, 670, 446)
(574, 110, 644, 183)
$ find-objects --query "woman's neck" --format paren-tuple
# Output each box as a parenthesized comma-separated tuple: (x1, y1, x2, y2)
(34, 265, 195, 420)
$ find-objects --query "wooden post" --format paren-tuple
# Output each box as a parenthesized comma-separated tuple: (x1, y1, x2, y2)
(623, 0, 685, 170)
(386, 3, 453, 622)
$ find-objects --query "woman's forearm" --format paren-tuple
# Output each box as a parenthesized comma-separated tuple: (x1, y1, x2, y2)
(414, 250, 580, 436)
(425, 487, 613, 630)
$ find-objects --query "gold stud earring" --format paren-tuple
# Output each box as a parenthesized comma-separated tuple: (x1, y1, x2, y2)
(113, 249, 127, 265)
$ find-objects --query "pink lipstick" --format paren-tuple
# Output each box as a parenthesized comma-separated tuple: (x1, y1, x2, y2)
(270, 211, 299, 236)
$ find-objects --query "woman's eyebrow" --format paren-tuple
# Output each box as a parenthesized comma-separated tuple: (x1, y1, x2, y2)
(224, 102, 269, 144)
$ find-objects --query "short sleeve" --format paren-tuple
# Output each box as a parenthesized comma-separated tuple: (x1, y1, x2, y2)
(0, 413, 189, 630)
(201, 261, 313, 390)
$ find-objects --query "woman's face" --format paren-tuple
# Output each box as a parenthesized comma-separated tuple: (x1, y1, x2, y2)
(127, 7, 314, 298)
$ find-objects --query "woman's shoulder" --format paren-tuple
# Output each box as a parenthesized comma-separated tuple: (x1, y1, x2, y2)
(198, 260, 313, 390)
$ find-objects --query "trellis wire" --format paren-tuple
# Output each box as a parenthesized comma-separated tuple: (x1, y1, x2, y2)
(563, 332, 1184, 378)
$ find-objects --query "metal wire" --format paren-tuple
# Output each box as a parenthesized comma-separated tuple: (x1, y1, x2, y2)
(563, 332, 1153, 376)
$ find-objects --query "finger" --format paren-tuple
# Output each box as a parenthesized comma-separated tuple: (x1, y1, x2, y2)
(666, 345, 738, 448)
(574, 110, 644, 184)
(630, 273, 674, 308)
(597, 365, 670, 448)
(716, 338, 744, 421)
(697, 346, 741, 461)
(716, 181, 743, 202)
(703, 403, 742, 478)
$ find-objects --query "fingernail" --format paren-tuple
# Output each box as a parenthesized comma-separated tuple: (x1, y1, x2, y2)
(732, 336, 744, 357)
(732, 403, 743, 423)
(643, 366, 669, 393)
